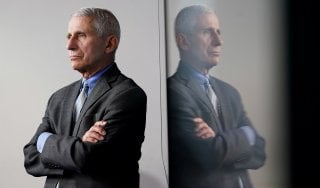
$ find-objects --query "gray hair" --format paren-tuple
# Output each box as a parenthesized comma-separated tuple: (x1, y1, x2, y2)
(174, 4, 214, 36)
(72, 7, 121, 40)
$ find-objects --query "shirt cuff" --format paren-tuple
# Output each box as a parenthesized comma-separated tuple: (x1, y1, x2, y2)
(37, 132, 53, 153)
(240, 126, 256, 146)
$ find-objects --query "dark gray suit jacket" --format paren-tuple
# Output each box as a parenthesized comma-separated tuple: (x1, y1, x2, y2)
(24, 64, 147, 188)
(167, 62, 266, 188)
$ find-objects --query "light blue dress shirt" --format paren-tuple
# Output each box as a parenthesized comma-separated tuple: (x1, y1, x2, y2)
(181, 62, 208, 92)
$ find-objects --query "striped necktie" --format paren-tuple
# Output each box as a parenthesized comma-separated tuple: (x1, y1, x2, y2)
(74, 81, 89, 120)
(204, 77, 219, 114)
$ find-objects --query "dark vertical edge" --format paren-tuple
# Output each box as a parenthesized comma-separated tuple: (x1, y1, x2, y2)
(288, 0, 317, 187)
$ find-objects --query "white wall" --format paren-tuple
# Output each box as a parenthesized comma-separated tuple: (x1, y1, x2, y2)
(0, 0, 168, 187)
(165, 0, 288, 188)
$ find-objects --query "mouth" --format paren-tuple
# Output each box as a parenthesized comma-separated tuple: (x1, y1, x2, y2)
(208, 51, 220, 56)
(69, 55, 82, 61)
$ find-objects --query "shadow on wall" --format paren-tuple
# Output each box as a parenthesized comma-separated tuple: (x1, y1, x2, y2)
(140, 172, 165, 188)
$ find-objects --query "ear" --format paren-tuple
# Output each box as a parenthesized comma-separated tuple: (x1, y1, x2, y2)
(176, 33, 189, 51)
(105, 35, 119, 54)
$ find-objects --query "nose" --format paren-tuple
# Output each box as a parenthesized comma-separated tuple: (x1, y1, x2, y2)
(66, 36, 77, 50)
(212, 32, 223, 46)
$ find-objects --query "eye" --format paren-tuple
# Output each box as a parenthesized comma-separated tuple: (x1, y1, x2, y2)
(203, 29, 212, 35)
(77, 33, 86, 38)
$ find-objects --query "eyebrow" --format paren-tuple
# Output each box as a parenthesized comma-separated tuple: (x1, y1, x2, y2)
(67, 31, 86, 39)
(201, 27, 221, 34)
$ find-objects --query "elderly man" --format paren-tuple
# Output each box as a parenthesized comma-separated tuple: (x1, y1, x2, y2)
(167, 5, 266, 188)
(24, 8, 146, 188)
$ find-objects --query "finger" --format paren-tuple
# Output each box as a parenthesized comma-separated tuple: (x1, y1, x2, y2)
(195, 124, 205, 133)
(196, 126, 215, 138)
(204, 131, 214, 138)
(196, 127, 209, 137)
(193, 117, 203, 123)
(83, 136, 98, 143)
(89, 131, 105, 140)
(195, 123, 205, 132)
(82, 132, 104, 142)
(198, 131, 213, 139)
(94, 121, 107, 128)
(194, 121, 207, 132)
(90, 126, 106, 136)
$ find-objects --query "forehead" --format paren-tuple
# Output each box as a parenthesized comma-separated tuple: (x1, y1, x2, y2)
(68, 16, 95, 33)
(192, 12, 220, 30)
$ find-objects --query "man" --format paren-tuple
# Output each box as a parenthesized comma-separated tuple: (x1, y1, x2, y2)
(23, 8, 147, 188)
(167, 5, 266, 188)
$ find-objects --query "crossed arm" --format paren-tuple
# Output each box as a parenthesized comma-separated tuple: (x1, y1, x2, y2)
(168, 85, 266, 171)
(24, 87, 146, 177)
(82, 121, 107, 143)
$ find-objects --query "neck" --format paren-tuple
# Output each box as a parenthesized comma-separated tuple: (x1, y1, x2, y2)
(80, 62, 113, 79)
(182, 59, 210, 75)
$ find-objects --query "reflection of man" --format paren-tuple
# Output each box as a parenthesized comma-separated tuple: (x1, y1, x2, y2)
(167, 5, 266, 188)
(23, 8, 146, 188)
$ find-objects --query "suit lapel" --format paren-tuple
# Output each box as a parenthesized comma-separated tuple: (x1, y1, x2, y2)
(62, 81, 82, 135)
(186, 78, 215, 113)
(176, 62, 222, 132)
(177, 62, 216, 114)
(72, 64, 120, 136)
(210, 77, 230, 131)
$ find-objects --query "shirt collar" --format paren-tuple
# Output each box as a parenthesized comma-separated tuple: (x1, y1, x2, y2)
(82, 62, 114, 95)
(182, 62, 209, 84)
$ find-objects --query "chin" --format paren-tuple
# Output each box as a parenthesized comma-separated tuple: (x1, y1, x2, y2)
(206, 61, 219, 68)
(71, 61, 81, 70)
(210, 59, 219, 66)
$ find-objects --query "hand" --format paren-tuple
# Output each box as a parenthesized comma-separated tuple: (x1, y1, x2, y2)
(193, 117, 216, 139)
(82, 121, 107, 143)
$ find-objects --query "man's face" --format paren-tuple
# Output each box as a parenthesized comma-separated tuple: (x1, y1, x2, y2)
(67, 16, 107, 76)
(186, 12, 223, 69)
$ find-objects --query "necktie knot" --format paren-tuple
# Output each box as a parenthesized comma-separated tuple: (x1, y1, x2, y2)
(203, 77, 212, 94)
(82, 81, 89, 97)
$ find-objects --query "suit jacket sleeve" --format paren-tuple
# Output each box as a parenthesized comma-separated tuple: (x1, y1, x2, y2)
(24, 82, 147, 176)
(23, 95, 64, 177)
(222, 86, 266, 170)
